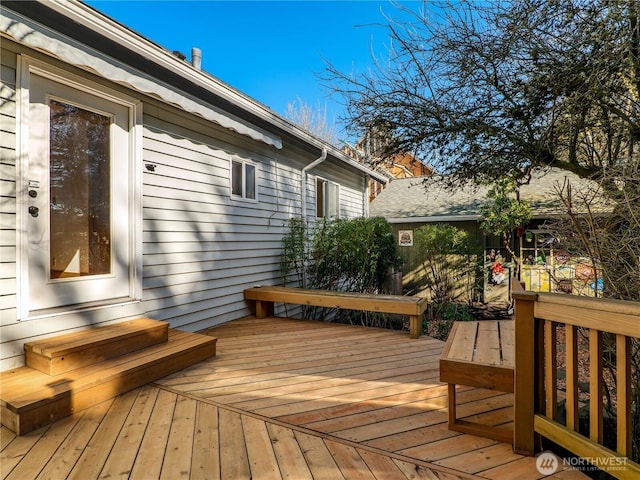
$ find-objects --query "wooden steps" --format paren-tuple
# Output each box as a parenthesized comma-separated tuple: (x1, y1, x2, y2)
(0, 319, 217, 435)
(24, 317, 169, 375)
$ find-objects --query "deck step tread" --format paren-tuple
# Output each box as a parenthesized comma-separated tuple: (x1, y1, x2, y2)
(24, 318, 165, 356)
(1, 329, 217, 435)
(3, 330, 215, 410)
(24, 318, 168, 375)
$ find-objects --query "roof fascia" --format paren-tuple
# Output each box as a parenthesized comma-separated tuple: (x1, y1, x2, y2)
(46, 0, 278, 126)
(384, 215, 480, 224)
(381, 212, 599, 224)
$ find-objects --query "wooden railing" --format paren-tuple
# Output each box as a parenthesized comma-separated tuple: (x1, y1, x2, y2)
(512, 279, 640, 479)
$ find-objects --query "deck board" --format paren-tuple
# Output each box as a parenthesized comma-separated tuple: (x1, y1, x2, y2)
(0, 316, 588, 479)
(68, 389, 139, 479)
(97, 385, 159, 479)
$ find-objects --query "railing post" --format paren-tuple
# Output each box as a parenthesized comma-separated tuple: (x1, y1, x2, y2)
(512, 290, 538, 455)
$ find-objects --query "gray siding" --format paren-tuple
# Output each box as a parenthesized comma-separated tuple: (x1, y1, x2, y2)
(0, 45, 371, 369)
(138, 107, 370, 333)
(304, 160, 367, 220)
(0, 48, 17, 328)
(140, 109, 302, 331)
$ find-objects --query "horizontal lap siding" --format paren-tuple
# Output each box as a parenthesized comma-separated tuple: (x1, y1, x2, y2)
(0, 48, 26, 369)
(0, 50, 17, 326)
(141, 115, 304, 331)
(0, 44, 370, 368)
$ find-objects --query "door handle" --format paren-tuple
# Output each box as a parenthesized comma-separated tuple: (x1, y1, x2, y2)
(28, 206, 39, 218)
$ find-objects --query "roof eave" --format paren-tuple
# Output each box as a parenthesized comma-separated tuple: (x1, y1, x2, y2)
(33, 0, 384, 181)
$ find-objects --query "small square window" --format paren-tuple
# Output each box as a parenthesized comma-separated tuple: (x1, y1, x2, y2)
(231, 158, 257, 201)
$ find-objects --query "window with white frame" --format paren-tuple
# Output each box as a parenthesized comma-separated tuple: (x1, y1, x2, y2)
(231, 158, 257, 200)
(316, 178, 339, 219)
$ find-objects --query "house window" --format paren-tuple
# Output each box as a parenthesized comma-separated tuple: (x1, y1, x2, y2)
(316, 178, 339, 218)
(231, 158, 256, 200)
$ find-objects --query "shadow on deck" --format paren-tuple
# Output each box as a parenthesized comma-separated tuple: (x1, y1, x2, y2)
(1, 316, 588, 479)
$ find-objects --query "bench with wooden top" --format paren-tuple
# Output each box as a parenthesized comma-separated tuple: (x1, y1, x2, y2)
(243, 286, 428, 338)
(439, 320, 515, 443)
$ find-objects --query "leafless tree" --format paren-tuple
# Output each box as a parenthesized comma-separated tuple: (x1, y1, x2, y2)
(323, 0, 640, 189)
(284, 97, 340, 146)
(544, 164, 640, 460)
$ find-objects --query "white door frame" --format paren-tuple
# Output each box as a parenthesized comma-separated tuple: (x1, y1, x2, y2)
(16, 55, 143, 320)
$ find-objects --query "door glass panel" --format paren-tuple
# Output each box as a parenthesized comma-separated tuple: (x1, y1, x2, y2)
(49, 100, 111, 279)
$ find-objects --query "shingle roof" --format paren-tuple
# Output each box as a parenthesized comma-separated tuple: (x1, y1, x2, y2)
(370, 168, 608, 222)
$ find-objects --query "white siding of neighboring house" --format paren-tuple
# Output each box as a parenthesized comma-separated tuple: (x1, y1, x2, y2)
(0, 42, 372, 369)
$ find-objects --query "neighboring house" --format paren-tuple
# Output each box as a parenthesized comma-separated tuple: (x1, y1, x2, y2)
(0, 0, 387, 369)
(370, 168, 608, 301)
(342, 129, 433, 201)
(366, 152, 433, 201)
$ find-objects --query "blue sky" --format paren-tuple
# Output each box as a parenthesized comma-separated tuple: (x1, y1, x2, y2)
(86, 1, 407, 141)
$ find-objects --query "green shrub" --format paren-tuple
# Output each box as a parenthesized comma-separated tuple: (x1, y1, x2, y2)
(423, 302, 475, 341)
(280, 216, 403, 327)
(309, 217, 402, 293)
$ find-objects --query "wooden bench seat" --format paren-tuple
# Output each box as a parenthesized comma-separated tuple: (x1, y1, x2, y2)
(439, 320, 514, 443)
(244, 286, 428, 338)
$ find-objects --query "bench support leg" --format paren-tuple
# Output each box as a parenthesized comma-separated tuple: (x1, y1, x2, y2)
(446, 382, 514, 444)
(409, 315, 421, 339)
(255, 300, 274, 318)
(448, 383, 457, 427)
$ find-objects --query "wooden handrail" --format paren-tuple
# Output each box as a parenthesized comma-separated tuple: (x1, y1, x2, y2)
(512, 289, 640, 479)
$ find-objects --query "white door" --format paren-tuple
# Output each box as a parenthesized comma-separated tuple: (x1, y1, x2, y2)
(26, 73, 132, 312)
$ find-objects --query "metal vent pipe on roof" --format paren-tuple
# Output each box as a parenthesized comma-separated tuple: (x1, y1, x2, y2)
(192, 48, 202, 70)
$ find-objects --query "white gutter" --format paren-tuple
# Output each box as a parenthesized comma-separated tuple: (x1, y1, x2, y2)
(301, 148, 327, 219)
(298, 148, 327, 289)
(363, 176, 371, 218)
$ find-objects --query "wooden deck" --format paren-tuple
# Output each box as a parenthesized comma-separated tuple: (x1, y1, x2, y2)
(1, 317, 588, 479)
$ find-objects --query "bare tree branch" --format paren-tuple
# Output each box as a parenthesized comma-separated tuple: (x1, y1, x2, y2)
(322, 0, 640, 188)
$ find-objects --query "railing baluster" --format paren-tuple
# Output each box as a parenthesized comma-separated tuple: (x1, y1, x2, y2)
(589, 329, 603, 443)
(616, 334, 631, 457)
(565, 324, 579, 431)
(544, 320, 557, 420)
